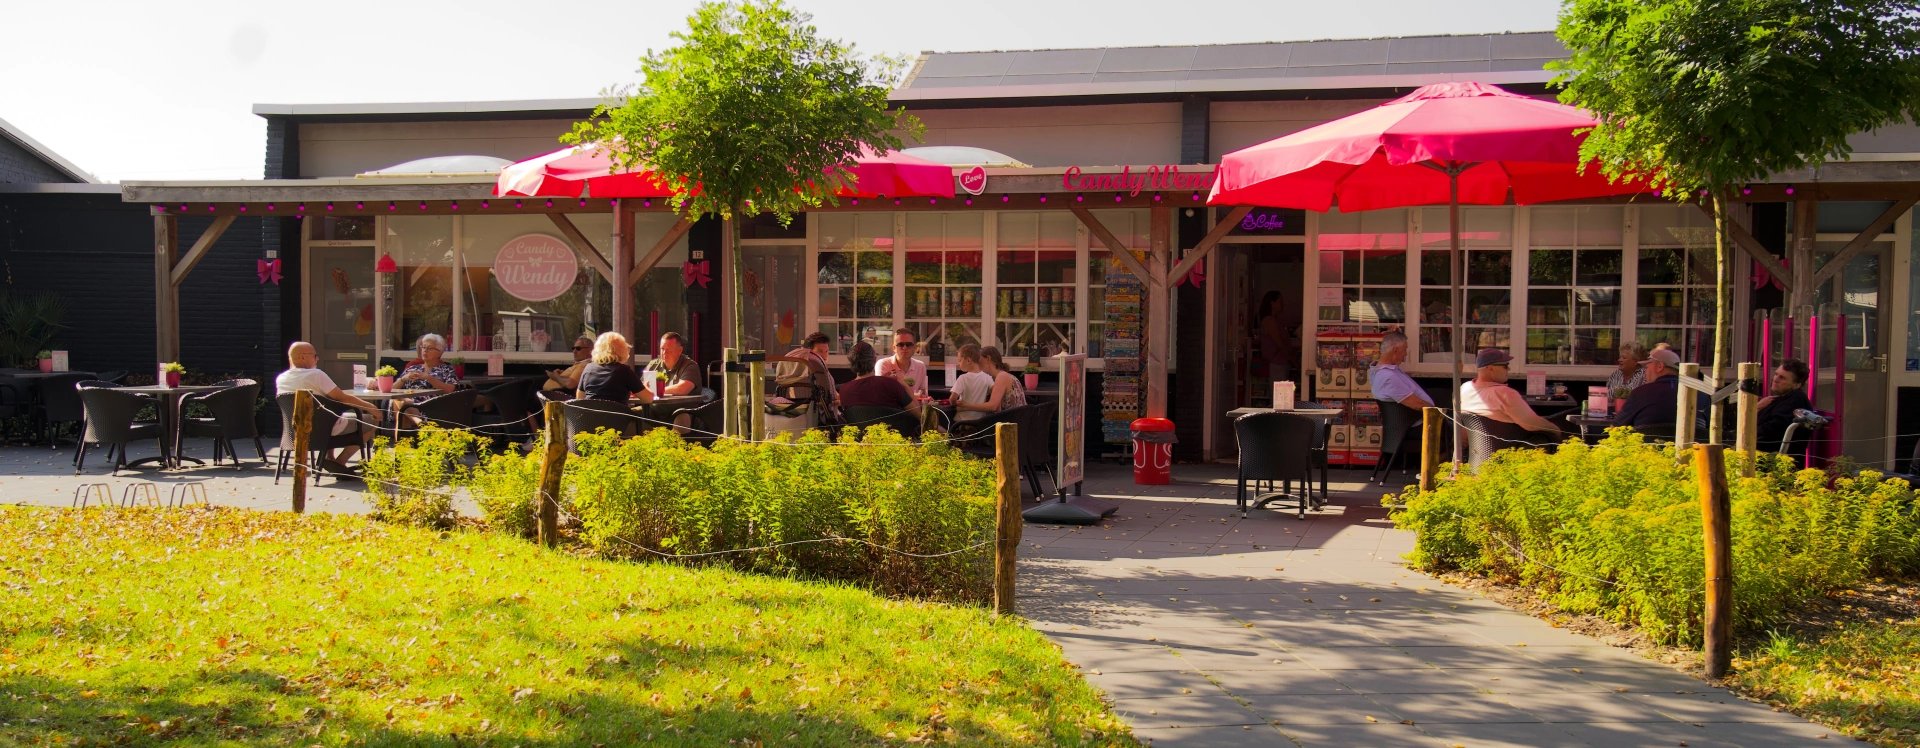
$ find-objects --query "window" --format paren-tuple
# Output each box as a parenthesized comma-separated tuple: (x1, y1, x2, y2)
(1316, 208, 1408, 338)
(460, 214, 612, 355)
(1636, 205, 1717, 362)
(815, 213, 894, 353)
(1417, 207, 1513, 361)
(904, 212, 984, 357)
(618, 213, 690, 356)
(382, 215, 455, 352)
(996, 211, 1081, 357)
(1084, 210, 1143, 359)
(1526, 206, 1624, 365)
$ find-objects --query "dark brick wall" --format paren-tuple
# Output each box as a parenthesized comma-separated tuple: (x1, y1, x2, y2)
(0, 136, 76, 184)
(264, 117, 298, 372)
(1169, 99, 1212, 460)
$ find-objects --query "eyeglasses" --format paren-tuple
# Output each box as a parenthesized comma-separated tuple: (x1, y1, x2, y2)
(572, 345, 590, 350)
(895, 342, 915, 348)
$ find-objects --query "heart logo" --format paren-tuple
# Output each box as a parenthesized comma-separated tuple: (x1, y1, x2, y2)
(958, 166, 986, 195)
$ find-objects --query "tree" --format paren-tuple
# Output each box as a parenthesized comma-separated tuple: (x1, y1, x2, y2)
(1552, 0, 1920, 440)
(566, 0, 921, 350)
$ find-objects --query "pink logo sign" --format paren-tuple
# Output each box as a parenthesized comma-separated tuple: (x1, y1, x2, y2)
(493, 234, 578, 302)
(958, 166, 987, 195)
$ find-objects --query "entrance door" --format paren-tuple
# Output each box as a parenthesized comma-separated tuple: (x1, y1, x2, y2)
(1816, 242, 1893, 464)
(739, 245, 804, 354)
(1208, 245, 1252, 459)
(306, 246, 376, 385)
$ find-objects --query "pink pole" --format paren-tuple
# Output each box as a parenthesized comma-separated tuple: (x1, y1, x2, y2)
(1833, 312, 1847, 459)
(1760, 316, 1773, 376)
(1805, 313, 1821, 469)
(649, 310, 661, 355)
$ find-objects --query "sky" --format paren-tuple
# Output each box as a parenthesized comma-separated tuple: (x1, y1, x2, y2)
(2, 0, 1562, 183)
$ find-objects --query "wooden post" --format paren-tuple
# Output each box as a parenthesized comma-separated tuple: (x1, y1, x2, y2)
(611, 207, 636, 342)
(748, 352, 765, 442)
(993, 422, 1021, 616)
(1735, 362, 1760, 476)
(1695, 443, 1733, 678)
(152, 214, 180, 363)
(1420, 406, 1443, 492)
(290, 389, 312, 513)
(722, 348, 739, 438)
(1144, 205, 1172, 418)
(1676, 362, 1700, 454)
(535, 400, 567, 548)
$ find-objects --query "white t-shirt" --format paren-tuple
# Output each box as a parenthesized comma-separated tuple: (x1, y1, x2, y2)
(276, 367, 339, 396)
(875, 356, 928, 398)
(951, 371, 995, 423)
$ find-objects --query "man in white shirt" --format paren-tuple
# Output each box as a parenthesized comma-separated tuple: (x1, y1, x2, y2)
(876, 327, 929, 399)
(276, 341, 385, 470)
(1368, 331, 1433, 409)
(1459, 348, 1561, 437)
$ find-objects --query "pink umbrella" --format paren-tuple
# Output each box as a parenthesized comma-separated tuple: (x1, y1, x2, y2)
(497, 144, 953, 199)
(1208, 81, 1650, 464)
(833, 147, 955, 199)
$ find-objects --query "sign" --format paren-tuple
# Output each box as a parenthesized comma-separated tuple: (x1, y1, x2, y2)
(492, 234, 578, 302)
(1316, 286, 1344, 308)
(1587, 386, 1609, 417)
(958, 165, 987, 195)
(1239, 210, 1290, 232)
(1061, 165, 1214, 195)
(1526, 370, 1546, 397)
(487, 354, 504, 377)
(50, 351, 68, 372)
(1056, 354, 1088, 491)
(351, 364, 367, 391)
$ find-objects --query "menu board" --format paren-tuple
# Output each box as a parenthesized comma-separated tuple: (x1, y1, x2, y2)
(1057, 354, 1087, 490)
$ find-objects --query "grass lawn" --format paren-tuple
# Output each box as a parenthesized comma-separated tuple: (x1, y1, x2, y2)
(1733, 617, 1920, 748)
(0, 507, 1135, 746)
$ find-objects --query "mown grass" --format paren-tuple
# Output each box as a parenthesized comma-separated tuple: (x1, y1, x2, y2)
(1734, 619, 1920, 748)
(0, 507, 1135, 746)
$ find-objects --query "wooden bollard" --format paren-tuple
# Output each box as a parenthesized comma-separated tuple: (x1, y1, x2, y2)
(722, 348, 740, 438)
(291, 389, 312, 514)
(993, 422, 1021, 616)
(1676, 362, 1700, 456)
(535, 400, 567, 548)
(1735, 362, 1760, 477)
(748, 351, 766, 442)
(1695, 444, 1733, 678)
(1420, 406, 1443, 492)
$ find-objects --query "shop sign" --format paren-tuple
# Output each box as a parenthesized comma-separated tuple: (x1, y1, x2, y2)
(493, 233, 578, 302)
(1239, 209, 1289, 232)
(1061, 165, 1215, 195)
(959, 166, 987, 195)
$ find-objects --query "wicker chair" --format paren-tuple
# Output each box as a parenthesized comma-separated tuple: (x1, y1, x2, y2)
(668, 388, 722, 444)
(1233, 411, 1321, 519)
(181, 380, 266, 467)
(956, 403, 1055, 498)
(399, 388, 479, 433)
(274, 392, 363, 484)
(1370, 400, 1423, 486)
(37, 372, 92, 448)
(562, 398, 637, 450)
(474, 377, 539, 445)
(1459, 412, 1557, 469)
(76, 387, 164, 473)
(841, 404, 923, 440)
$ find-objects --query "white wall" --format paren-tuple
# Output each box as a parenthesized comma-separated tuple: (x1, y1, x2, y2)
(908, 103, 1182, 166)
(299, 120, 576, 177)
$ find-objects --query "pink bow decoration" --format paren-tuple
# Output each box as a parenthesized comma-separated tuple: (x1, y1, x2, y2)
(682, 259, 711, 288)
(257, 258, 282, 285)
(1177, 261, 1205, 288)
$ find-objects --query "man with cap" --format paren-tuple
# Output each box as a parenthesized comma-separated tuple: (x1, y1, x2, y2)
(1613, 346, 1696, 434)
(1459, 348, 1561, 437)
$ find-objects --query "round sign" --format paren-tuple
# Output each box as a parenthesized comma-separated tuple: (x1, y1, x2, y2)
(492, 234, 578, 302)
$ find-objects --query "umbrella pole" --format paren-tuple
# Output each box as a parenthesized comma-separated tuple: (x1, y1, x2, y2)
(1448, 166, 1464, 474)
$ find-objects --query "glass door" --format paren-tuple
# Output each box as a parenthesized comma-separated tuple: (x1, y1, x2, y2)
(1815, 241, 1892, 464)
(307, 246, 376, 385)
(740, 245, 804, 354)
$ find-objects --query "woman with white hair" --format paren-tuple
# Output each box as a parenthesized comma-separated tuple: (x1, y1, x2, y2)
(398, 333, 460, 395)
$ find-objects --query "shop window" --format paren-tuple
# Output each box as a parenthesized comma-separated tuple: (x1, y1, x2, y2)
(459, 214, 612, 355)
(1082, 210, 1142, 358)
(565, 213, 694, 357)
(1417, 207, 1512, 362)
(1525, 206, 1623, 365)
(1315, 208, 1408, 337)
(903, 212, 984, 359)
(997, 211, 1085, 357)
(815, 212, 894, 353)
(381, 215, 455, 353)
(309, 216, 374, 242)
(1636, 205, 1718, 363)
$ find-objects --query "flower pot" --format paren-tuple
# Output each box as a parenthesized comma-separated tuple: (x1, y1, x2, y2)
(1612, 398, 1626, 415)
(1024, 373, 1040, 390)
(377, 375, 394, 393)
(164, 372, 181, 388)
(37, 359, 52, 373)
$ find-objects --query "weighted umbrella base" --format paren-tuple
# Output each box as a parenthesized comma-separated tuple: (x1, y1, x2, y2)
(1023, 495, 1118, 525)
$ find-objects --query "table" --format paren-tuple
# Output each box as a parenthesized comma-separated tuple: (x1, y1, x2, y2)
(630, 394, 708, 429)
(0, 368, 98, 381)
(1226, 407, 1346, 502)
(116, 384, 221, 469)
(460, 375, 521, 389)
(1567, 413, 1612, 443)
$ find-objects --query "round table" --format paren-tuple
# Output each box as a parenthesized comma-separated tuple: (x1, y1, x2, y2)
(115, 384, 223, 469)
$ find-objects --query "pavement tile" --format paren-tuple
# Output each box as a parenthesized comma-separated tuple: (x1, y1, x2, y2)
(1111, 694, 1267, 728)
(1567, 667, 1715, 695)
(1054, 644, 1186, 674)
(1624, 692, 1814, 724)
(1240, 693, 1406, 726)
(1413, 721, 1592, 748)
(1083, 669, 1223, 700)
(1553, 721, 1743, 747)
(1373, 693, 1546, 725)
(1204, 669, 1358, 697)
(1130, 724, 1294, 747)
(1281, 645, 1434, 670)
(1499, 691, 1680, 723)
(1330, 668, 1492, 695)
(1271, 722, 1443, 748)
(1514, 645, 1669, 670)
(1451, 667, 1626, 695)
(1395, 645, 1541, 670)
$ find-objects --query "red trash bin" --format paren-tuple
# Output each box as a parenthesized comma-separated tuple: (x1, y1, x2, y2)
(1130, 417, 1177, 485)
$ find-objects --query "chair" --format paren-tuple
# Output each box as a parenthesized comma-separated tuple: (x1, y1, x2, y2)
(69, 380, 124, 465)
(93, 370, 129, 385)
(37, 372, 92, 448)
(76, 387, 164, 473)
(842, 404, 923, 440)
(181, 380, 266, 467)
(1371, 401, 1423, 486)
(956, 404, 1055, 498)
(1233, 412, 1321, 519)
(0, 375, 26, 445)
(274, 392, 362, 484)
(1459, 412, 1556, 469)
(474, 377, 539, 445)
(669, 388, 722, 444)
(562, 398, 637, 450)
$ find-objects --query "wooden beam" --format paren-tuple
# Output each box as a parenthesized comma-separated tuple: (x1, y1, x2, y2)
(612, 208, 636, 342)
(1169, 205, 1252, 281)
(153, 215, 179, 363)
(1790, 200, 1818, 313)
(1145, 205, 1173, 418)
(1811, 197, 1916, 286)
(546, 213, 615, 282)
(1714, 207, 1791, 289)
(633, 217, 694, 283)
(169, 214, 236, 287)
(1070, 205, 1151, 282)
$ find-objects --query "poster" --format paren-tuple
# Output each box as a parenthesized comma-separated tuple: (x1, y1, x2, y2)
(1056, 354, 1087, 491)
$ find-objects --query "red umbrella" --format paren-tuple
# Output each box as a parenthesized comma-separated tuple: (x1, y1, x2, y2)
(496, 144, 953, 199)
(833, 146, 955, 199)
(1207, 81, 1649, 464)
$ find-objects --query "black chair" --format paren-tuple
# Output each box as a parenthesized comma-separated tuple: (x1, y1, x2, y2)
(93, 370, 130, 385)
(1371, 401, 1423, 486)
(69, 380, 124, 465)
(274, 392, 362, 484)
(842, 404, 923, 440)
(401, 388, 479, 432)
(474, 377, 539, 445)
(181, 380, 266, 467)
(1233, 412, 1321, 519)
(37, 372, 92, 448)
(956, 404, 1055, 498)
(76, 387, 164, 473)
(1459, 412, 1557, 469)
(669, 388, 722, 444)
(562, 398, 637, 450)
(0, 375, 26, 445)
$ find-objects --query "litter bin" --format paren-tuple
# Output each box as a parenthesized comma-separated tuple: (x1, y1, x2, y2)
(1130, 417, 1177, 485)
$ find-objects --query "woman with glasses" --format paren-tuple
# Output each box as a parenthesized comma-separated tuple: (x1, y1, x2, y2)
(398, 333, 460, 395)
(875, 327, 928, 399)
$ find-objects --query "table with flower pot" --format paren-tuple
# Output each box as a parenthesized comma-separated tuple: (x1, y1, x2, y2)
(116, 384, 222, 469)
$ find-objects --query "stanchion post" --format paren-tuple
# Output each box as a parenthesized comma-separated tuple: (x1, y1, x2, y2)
(722, 348, 739, 438)
(536, 400, 567, 548)
(748, 351, 766, 442)
(291, 389, 312, 513)
(1695, 443, 1733, 678)
(1677, 362, 1700, 456)
(1735, 362, 1760, 476)
(1420, 406, 1442, 492)
(993, 421, 1021, 616)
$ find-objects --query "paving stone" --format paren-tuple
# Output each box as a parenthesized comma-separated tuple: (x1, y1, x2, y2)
(1084, 668, 1223, 700)
(1271, 722, 1445, 748)
(1624, 692, 1814, 724)
(1130, 724, 1295, 747)
(1499, 691, 1679, 724)
(1371, 692, 1545, 725)
(1239, 693, 1405, 725)
(1204, 669, 1358, 696)
(1413, 721, 1592, 748)
(1112, 694, 1267, 728)
(1281, 645, 1435, 670)
(1331, 668, 1496, 695)
(1567, 667, 1715, 695)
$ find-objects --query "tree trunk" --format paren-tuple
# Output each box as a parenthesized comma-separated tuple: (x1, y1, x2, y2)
(731, 210, 747, 352)
(1709, 189, 1731, 444)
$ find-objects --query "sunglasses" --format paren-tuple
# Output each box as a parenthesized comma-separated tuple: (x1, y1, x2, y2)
(572, 345, 591, 350)
(895, 341, 915, 348)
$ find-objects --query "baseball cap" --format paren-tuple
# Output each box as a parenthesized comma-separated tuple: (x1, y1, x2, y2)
(1475, 348, 1513, 368)
(1643, 348, 1681, 367)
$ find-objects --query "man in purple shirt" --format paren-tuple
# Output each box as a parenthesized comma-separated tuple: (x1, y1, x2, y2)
(1369, 331, 1433, 409)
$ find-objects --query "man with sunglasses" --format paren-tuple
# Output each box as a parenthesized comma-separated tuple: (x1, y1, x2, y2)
(875, 327, 928, 399)
(543, 334, 597, 395)
(1459, 348, 1561, 437)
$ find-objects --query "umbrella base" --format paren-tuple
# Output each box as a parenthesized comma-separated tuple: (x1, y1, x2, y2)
(1023, 495, 1118, 525)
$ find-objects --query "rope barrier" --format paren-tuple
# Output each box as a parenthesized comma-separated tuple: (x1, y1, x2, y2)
(551, 505, 991, 560)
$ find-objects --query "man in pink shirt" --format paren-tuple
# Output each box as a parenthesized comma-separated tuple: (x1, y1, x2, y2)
(1459, 348, 1561, 438)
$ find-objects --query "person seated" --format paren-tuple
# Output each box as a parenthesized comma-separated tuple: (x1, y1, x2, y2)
(640, 332, 702, 397)
(1757, 358, 1813, 453)
(1613, 347, 1702, 435)
(1605, 342, 1648, 396)
(1368, 331, 1433, 409)
(777, 332, 839, 420)
(276, 341, 383, 474)
(946, 344, 996, 426)
(576, 332, 650, 404)
(952, 345, 1027, 422)
(543, 334, 597, 395)
(389, 333, 463, 428)
(1459, 348, 1561, 440)
(838, 342, 912, 409)
(876, 327, 929, 399)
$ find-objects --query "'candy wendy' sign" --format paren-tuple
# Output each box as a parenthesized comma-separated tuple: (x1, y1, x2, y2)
(492, 234, 578, 302)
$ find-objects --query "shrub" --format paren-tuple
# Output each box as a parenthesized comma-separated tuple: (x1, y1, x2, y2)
(361, 424, 479, 528)
(468, 440, 545, 537)
(1390, 429, 1920, 646)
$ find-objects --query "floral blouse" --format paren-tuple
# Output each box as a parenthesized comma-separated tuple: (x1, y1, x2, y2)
(400, 361, 460, 391)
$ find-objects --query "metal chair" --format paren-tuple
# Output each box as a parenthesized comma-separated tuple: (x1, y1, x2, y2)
(1371, 400, 1423, 486)
(562, 398, 637, 450)
(76, 387, 165, 473)
(1233, 411, 1321, 519)
(69, 380, 123, 465)
(669, 388, 722, 444)
(274, 392, 362, 484)
(181, 380, 266, 467)
(842, 404, 923, 440)
(956, 403, 1055, 498)
(1459, 412, 1557, 469)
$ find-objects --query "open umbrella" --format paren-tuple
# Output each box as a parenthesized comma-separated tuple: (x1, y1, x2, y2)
(496, 144, 953, 199)
(1208, 81, 1649, 465)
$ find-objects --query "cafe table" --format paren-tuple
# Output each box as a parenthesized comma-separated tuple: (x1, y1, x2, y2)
(1226, 405, 1346, 501)
(629, 393, 709, 430)
(343, 388, 417, 441)
(115, 384, 222, 469)
(1566, 413, 1612, 443)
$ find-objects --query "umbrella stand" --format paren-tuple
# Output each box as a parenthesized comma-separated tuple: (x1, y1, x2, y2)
(1420, 160, 1479, 475)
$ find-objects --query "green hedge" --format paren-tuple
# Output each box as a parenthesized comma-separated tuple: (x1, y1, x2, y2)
(1389, 430, 1920, 646)
(361, 425, 481, 529)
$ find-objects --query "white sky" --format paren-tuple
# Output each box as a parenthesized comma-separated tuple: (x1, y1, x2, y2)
(2, 0, 1561, 182)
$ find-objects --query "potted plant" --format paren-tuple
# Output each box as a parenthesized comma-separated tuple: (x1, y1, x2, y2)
(1611, 386, 1633, 415)
(161, 362, 185, 388)
(374, 365, 399, 393)
(35, 350, 52, 373)
(653, 369, 669, 399)
(1023, 360, 1041, 391)
(447, 356, 466, 378)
